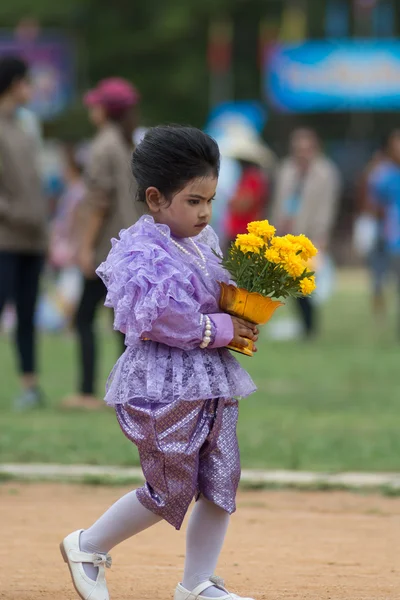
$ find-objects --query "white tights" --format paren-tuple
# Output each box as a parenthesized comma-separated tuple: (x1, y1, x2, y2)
(182, 495, 230, 597)
(79, 491, 230, 598)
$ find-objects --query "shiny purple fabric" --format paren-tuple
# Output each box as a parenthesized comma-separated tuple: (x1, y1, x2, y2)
(116, 398, 240, 529)
(97, 216, 256, 405)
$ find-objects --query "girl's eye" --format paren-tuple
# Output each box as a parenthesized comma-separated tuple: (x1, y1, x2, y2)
(188, 199, 200, 206)
(208, 197, 215, 204)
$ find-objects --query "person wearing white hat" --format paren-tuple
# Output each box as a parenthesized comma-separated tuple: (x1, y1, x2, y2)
(220, 125, 272, 249)
(220, 124, 276, 173)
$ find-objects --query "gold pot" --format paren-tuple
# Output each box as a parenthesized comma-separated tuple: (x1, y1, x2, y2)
(219, 282, 283, 357)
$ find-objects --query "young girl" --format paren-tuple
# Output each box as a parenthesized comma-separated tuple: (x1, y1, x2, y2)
(60, 126, 258, 600)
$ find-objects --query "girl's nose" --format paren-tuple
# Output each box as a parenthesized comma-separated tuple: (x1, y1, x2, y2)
(199, 204, 211, 219)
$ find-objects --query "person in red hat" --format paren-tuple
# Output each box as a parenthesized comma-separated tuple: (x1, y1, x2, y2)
(63, 78, 143, 410)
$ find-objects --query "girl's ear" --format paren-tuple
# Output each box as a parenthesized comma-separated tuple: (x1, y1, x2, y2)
(145, 187, 163, 213)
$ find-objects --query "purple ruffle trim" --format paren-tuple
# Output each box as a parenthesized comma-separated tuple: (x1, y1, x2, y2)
(105, 344, 256, 405)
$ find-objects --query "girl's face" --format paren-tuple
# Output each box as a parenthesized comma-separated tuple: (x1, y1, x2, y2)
(145, 175, 217, 238)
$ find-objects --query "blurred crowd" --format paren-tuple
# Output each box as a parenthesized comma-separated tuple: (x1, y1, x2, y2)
(0, 55, 398, 411)
(355, 130, 400, 324)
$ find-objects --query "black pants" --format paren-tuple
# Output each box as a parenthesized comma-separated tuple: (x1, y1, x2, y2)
(0, 251, 44, 374)
(297, 296, 317, 338)
(75, 276, 125, 395)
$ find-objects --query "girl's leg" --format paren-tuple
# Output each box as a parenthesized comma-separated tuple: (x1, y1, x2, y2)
(182, 496, 230, 599)
(80, 490, 162, 580)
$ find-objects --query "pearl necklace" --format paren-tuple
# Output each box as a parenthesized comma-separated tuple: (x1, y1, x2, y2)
(158, 228, 209, 276)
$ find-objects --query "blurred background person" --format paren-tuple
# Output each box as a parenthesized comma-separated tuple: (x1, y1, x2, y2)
(354, 143, 388, 320)
(368, 129, 400, 337)
(272, 128, 341, 338)
(49, 144, 86, 275)
(210, 153, 241, 249)
(41, 145, 87, 330)
(221, 124, 273, 249)
(62, 78, 143, 410)
(17, 104, 42, 145)
(0, 103, 43, 334)
(0, 56, 48, 409)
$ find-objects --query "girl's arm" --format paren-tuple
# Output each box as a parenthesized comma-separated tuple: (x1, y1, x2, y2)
(143, 303, 234, 351)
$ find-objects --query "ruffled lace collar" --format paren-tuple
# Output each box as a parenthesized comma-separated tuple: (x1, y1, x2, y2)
(141, 215, 172, 239)
(140, 215, 209, 246)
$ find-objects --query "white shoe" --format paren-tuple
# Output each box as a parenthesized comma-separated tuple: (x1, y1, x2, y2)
(60, 529, 112, 600)
(174, 576, 255, 600)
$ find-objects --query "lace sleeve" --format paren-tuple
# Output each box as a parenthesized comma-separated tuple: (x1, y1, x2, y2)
(97, 227, 208, 349)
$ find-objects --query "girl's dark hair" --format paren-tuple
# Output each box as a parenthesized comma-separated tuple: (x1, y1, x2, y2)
(132, 125, 220, 203)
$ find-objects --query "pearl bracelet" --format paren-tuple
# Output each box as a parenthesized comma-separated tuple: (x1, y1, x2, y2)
(199, 315, 212, 349)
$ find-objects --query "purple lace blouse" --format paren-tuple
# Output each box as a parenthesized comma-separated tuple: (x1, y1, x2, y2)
(97, 215, 256, 405)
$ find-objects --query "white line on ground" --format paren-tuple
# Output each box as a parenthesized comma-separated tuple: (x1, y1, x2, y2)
(1, 463, 400, 489)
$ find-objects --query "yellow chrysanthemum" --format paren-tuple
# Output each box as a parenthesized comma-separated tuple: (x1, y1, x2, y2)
(247, 220, 276, 241)
(285, 234, 318, 260)
(270, 236, 298, 259)
(299, 276, 316, 295)
(265, 248, 282, 264)
(235, 233, 265, 255)
(283, 255, 306, 278)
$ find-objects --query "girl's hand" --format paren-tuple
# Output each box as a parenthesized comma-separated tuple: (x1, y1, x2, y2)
(230, 317, 259, 351)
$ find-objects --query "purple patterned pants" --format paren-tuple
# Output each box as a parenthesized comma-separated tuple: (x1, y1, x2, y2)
(115, 398, 240, 529)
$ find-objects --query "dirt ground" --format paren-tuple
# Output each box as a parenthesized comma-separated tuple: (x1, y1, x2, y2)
(1, 483, 399, 600)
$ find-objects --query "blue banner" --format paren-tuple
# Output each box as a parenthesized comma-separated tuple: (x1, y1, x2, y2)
(266, 40, 400, 112)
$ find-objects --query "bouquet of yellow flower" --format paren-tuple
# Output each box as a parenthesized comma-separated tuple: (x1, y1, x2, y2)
(223, 220, 317, 298)
(218, 220, 317, 356)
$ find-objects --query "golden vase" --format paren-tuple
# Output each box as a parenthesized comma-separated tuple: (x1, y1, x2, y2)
(219, 282, 283, 357)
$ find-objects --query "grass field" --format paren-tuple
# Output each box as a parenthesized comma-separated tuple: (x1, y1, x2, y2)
(1, 270, 400, 472)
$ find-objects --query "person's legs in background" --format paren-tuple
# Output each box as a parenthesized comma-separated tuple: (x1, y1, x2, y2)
(62, 276, 106, 409)
(389, 255, 400, 339)
(63, 274, 125, 410)
(0, 252, 44, 409)
(369, 246, 389, 321)
(13, 253, 44, 409)
(0, 251, 16, 316)
(296, 296, 317, 338)
(110, 310, 125, 355)
(76, 278, 104, 397)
